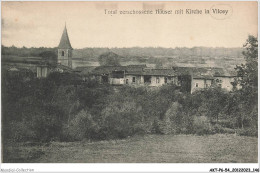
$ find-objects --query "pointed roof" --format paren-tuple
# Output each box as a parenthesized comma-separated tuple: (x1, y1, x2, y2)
(58, 25, 73, 49)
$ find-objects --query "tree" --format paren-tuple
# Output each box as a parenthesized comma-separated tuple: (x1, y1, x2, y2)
(235, 35, 258, 89)
(98, 52, 121, 66)
(234, 35, 258, 129)
(193, 88, 228, 122)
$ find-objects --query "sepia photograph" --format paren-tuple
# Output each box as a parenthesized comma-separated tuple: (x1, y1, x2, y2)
(0, 1, 259, 171)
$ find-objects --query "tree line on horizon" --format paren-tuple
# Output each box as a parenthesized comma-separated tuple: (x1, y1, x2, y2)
(2, 45, 244, 60)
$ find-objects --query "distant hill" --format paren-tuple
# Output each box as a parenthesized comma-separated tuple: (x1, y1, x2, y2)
(111, 47, 244, 58)
(72, 47, 245, 70)
(2, 45, 243, 59)
(1, 45, 57, 58)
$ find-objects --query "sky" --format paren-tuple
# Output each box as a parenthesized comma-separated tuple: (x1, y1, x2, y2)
(1, 1, 258, 49)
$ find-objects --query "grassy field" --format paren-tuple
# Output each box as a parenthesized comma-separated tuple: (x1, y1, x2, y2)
(3, 134, 258, 163)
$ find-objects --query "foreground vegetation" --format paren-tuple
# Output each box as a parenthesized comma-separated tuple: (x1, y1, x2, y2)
(3, 134, 257, 163)
(2, 75, 257, 144)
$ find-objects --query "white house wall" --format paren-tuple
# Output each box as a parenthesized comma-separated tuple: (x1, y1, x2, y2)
(125, 75, 178, 86)
(192, 79, 205, 93)
(191, 79, 213, 93)
(125, 75, 143, 85)
(110, 78, 125, 85)
(215, 77, 235, 91)
(150, 76, 165, 87)
(104, 73, 238, 93)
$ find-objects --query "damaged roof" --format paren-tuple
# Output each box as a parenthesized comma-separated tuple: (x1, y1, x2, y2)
(126, 68, 177, 76)
(172, 66, 237, 78)
(91, 65, 144, 75)
(88, 65, 237, 78)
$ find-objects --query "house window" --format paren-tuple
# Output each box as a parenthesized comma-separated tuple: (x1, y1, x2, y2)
(195, 83, 199, 87)
(126, 79, 129, 84)
(144, 76, 151, 83)
(61, 51, 65, 56)
(164, 77, 168, 84)
(216, 78, 222, 83)
(132, 77, 136, 83)
(156, 77, 160, 84)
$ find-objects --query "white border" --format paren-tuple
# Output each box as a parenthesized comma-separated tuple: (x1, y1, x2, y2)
(1, 163, 259, 172)
(0, 0, 259, 172)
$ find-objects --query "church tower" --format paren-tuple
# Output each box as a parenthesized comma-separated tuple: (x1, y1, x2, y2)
(58, 24, 73, 68)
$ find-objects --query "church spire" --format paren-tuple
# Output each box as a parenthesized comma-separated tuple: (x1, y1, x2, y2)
(58, 24, 72, 49)
(57, 24, 73, 68)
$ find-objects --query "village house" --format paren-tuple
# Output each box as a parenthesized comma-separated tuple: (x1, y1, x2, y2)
(213, 71, 239, 91)
(90, 65, 145, 85)
(172, 66, 239, 93)
(125, 69, 179, 87)
(2, 56, 50, 80)
(191, 75, 214, 93)
(2, 66, 35, 82)
(88, 65, 239, 93)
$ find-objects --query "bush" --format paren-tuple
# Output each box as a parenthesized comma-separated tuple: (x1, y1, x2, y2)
(162, 102, 194, 134)
(29, 106, 63, 142)
(7, 105, 63, 143)
(151, 116, 173, 135)
(100, 100, 146, 139)
(9, 121, 36, 142)
(67, 110, 100, 141)
(192, 116, 213, 135)
(212, 124, 235, 134)
(162, 102, 180, 134)
(214, 119, 235, 129)
(237, 128, 258, 137)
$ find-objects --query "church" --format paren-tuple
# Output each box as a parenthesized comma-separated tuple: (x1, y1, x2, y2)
(36, 24, 73, 78)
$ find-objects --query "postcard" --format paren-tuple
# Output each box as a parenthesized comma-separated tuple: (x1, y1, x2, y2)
(1, 1, 258, 172)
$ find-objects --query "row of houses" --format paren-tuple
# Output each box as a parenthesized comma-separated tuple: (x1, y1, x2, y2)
(75, 65, 239, 93)
(2, 54, 239, 93)
(2, 52, 238, 94)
